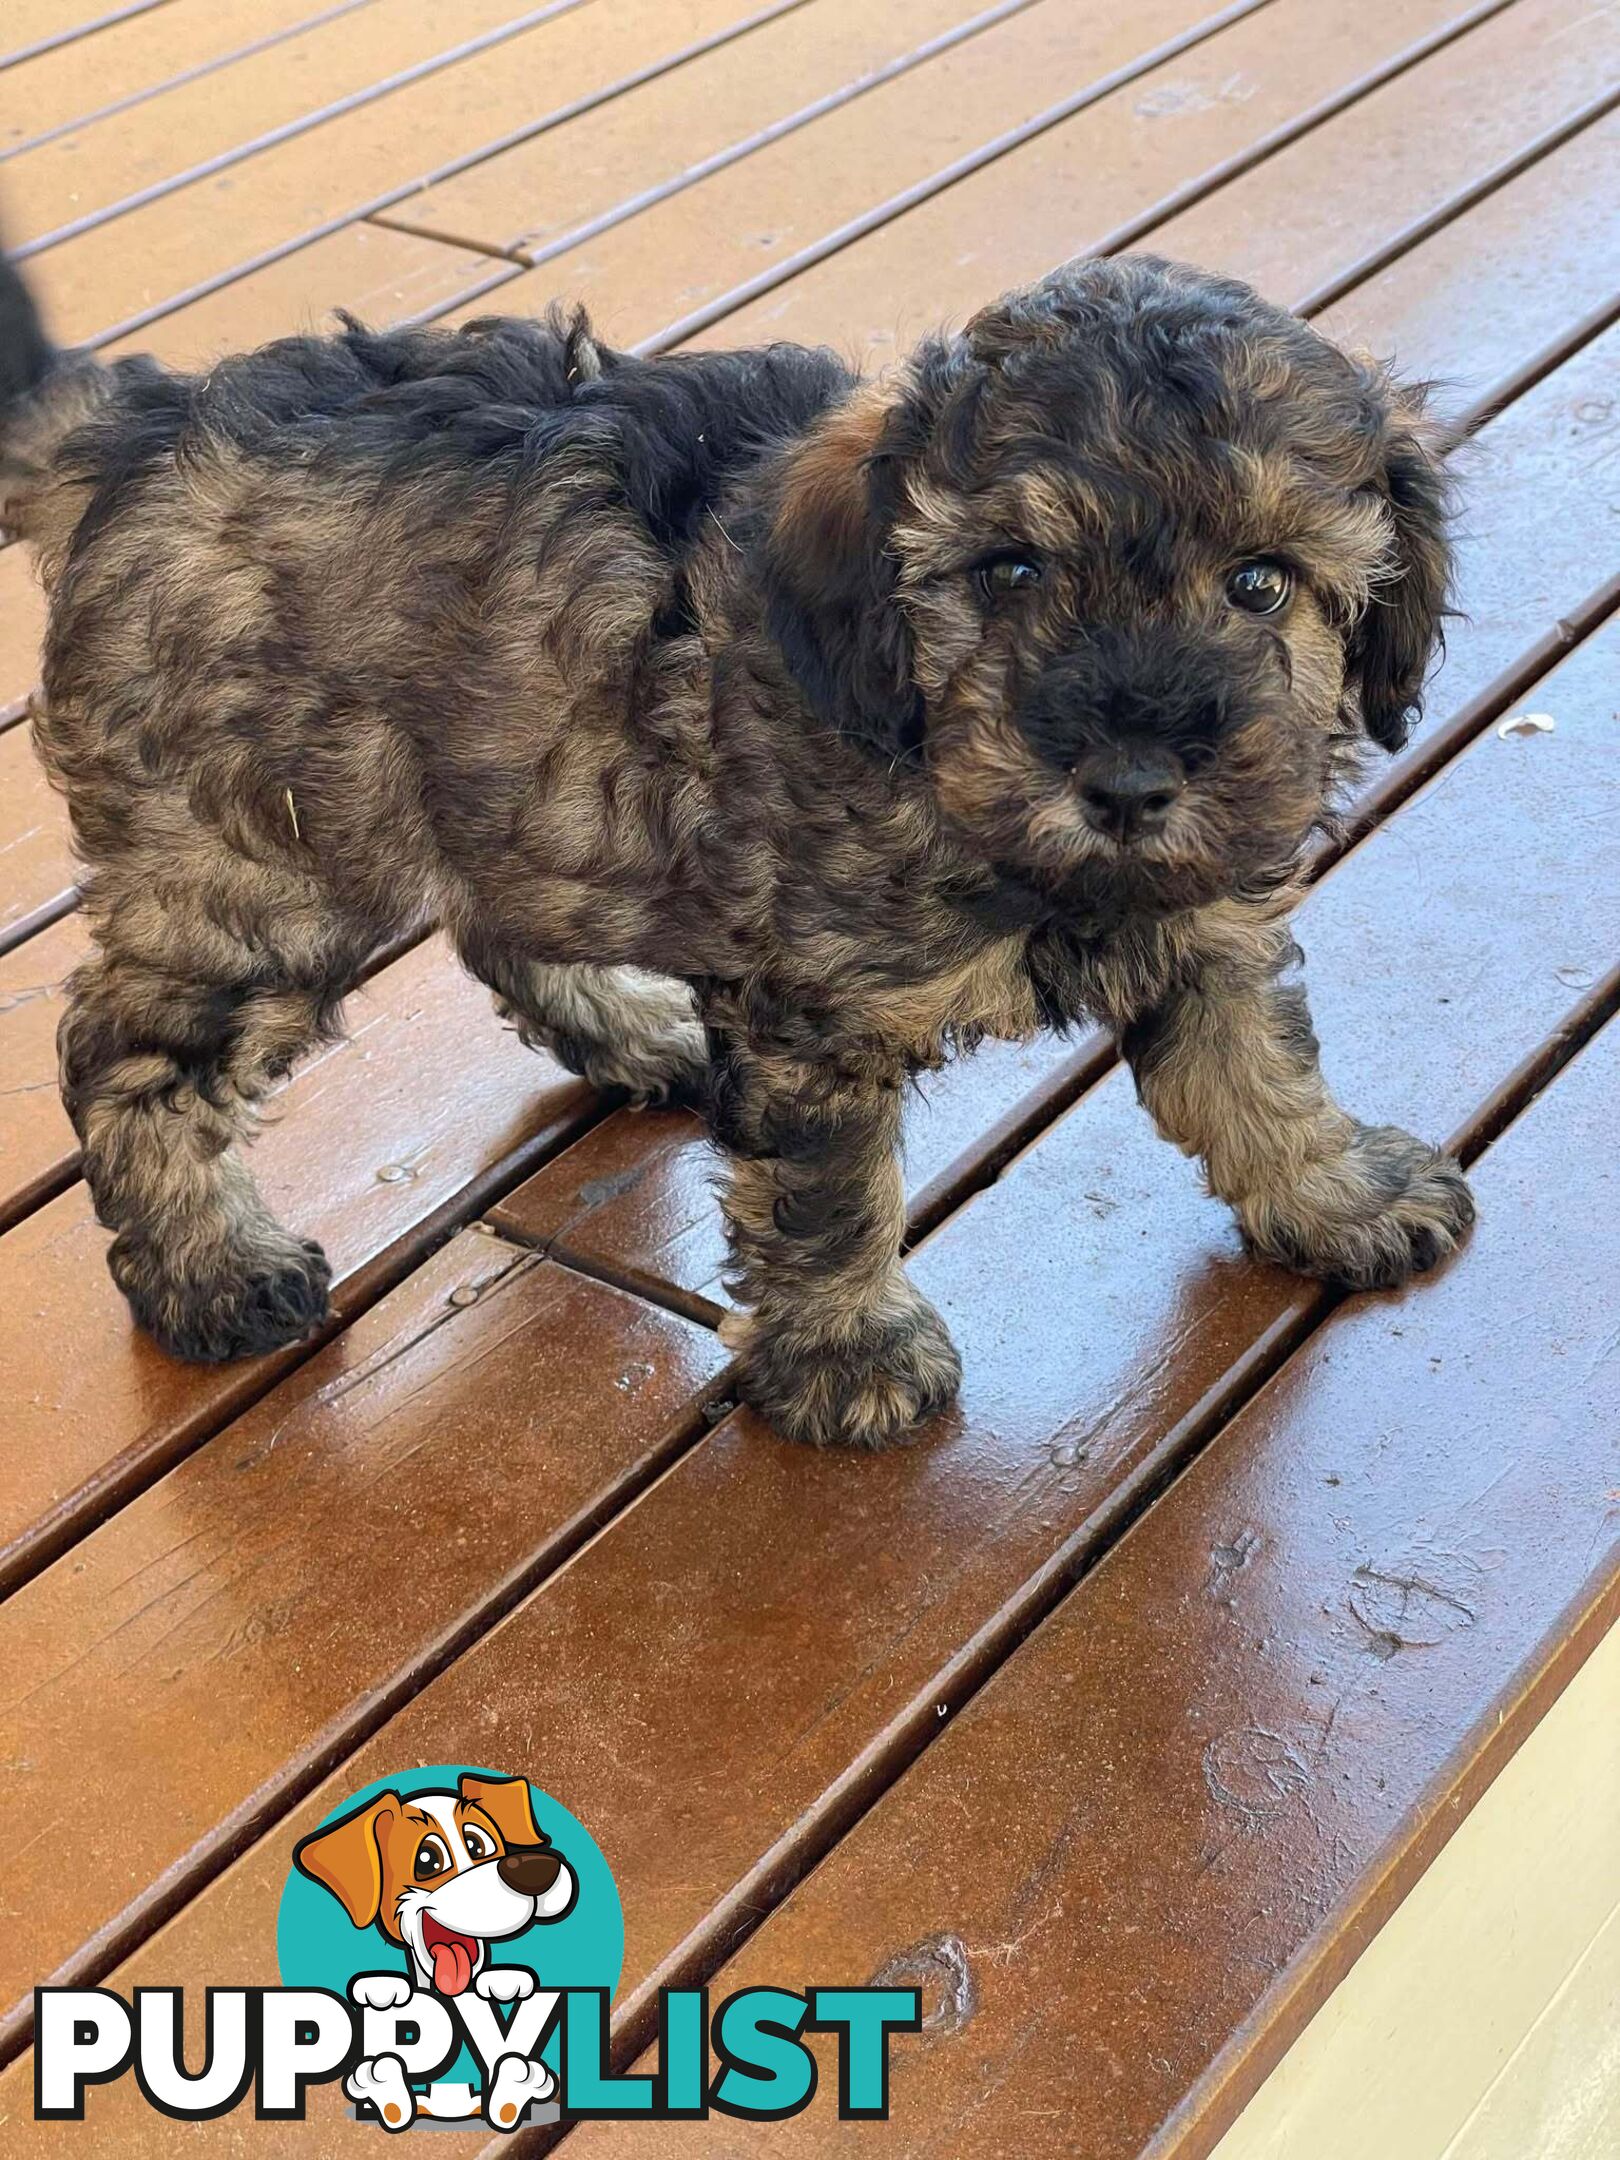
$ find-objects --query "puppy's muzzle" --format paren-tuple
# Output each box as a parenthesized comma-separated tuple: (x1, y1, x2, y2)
(497, 1844, 566, 1897)
(1073, 743, 1185, 844)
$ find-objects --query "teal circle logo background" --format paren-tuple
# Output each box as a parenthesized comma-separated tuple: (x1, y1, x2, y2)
(276, 1765, 623, 2078)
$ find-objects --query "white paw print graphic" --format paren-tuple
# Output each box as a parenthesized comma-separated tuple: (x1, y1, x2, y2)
(485, 2053, 555, 2131)
(345, 2053, 415, 2132)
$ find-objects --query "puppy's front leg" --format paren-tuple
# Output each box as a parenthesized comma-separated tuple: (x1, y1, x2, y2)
(1119, 908, 1474, 1289)
(708, 1030, 960, 1448)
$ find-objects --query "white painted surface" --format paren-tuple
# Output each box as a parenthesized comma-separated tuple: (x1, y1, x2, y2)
(1210, 1617, 1620, 2160)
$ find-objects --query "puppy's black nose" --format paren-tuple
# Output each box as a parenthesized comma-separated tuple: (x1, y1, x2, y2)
(497, 1845, 564, 1897)
(1076, 750, 1184, 844)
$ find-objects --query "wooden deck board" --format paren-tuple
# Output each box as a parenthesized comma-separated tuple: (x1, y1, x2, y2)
(695, 0, 1575, 358)
(0, 1229, 729, 2047)
(0, 722, 75, 955)
(0, 0, 376, 162)
(0, 543, 46, 727)
(5, 0, 573, 256)
(570, 1015, 1620, 2160)
(0, 935, 597, 1595)
(0, 0, 1616, 2147)
(457, 0, 1445, 348)
(0, 912, 85, 1234)
(369, 0, 1018, 263)
(1102, 0, 1612, 317)
(25, 0, 800, 347)
(0, 0, 170, 76)
(97, 217, 497, 370)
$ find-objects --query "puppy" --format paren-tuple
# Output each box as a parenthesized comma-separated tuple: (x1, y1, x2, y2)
(0, 249, 1473, 1448)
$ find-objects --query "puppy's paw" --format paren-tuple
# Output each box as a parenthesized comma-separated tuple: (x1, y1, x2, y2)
(113, 1227, 332, 1362)
(1242, 1124, 1475, 1291)
(737, 1282, 962, 1449)
(475, 1964, 537, 2004)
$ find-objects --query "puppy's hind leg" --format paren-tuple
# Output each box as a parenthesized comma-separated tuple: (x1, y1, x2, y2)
(472, 949, 708, 1109)
(60, 885, 364, 1362)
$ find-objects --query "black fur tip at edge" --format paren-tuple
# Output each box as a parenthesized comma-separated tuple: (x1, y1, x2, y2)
(0, 243, 57, 421)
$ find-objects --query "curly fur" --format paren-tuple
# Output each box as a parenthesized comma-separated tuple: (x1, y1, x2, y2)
(1, 252, 1473, 1444)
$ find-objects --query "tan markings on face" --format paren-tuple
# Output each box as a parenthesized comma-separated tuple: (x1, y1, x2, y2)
(771, 382, 893, 561)
(453, 1805, 506, 1863)
(376, 1805, 461, 1898)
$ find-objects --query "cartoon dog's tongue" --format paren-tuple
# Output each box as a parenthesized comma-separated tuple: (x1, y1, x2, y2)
(422, 1917, 478, 1996)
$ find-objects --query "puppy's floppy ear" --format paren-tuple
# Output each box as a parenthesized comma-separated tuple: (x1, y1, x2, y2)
(1347, 377, 1454, 752)
(293, 1792, 400, 1928)
(459, 1771, 545, 1848)
(756, 387, 921, 759)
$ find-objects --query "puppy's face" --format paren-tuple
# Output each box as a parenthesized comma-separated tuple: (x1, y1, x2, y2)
(760, 255, 1451, 916)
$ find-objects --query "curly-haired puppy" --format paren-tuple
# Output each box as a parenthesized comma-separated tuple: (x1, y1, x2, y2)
(0, 249, 1473, 1448)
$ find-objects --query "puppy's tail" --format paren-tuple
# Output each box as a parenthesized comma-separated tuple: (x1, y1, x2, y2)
(0, 243, 56, 425)
(0, 236, 106, 548)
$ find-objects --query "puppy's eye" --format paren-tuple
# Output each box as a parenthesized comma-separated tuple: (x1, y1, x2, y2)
(1225, 559, 1293, 615)
(975, 552, 1044, 601)
(463, 1827, 494, 1861)
(414, 1836, 451, 1880)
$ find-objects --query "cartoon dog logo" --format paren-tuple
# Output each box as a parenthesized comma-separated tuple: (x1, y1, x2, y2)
(295, 1770, 576, 1996)
(294, 1772, 576, 2129)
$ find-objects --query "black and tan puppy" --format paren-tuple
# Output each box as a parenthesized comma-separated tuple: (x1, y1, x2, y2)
(0, 251, 1472, 1447)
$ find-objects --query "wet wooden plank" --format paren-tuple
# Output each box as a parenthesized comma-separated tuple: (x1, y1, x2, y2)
(26, 0, 795, 346)
(0, 910, 84, 1233)
(3, 0, 577, 253)
(0, 934, 598, 1596)
(0, 721, 75, 956)
(581, 1018, 1620, 2160)
(700, 0, 1574, 359)
(372, 0, 1034, 262)
(0, 0, 364, 159)
(490, 1034, 1104, 1323)
(0, 1226, 728, 2042)
(491, 323, 1620, 1315)
(14, 612, 1613, 2151)
(0, 541, 47, 728)
(455, 0, 1282, 343)
(0, 0, 168, 75)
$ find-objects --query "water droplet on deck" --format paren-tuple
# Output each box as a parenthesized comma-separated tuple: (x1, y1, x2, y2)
(447, 1285, 480, 1308)
(376, 1163, 416, 1184)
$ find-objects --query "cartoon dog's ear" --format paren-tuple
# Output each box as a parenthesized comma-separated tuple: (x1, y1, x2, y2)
(1347, 378, 1454, 752)
(293, 1793, 400, 1927)
(459, 1772, 544, 1849)
(755, 386, 921, 761)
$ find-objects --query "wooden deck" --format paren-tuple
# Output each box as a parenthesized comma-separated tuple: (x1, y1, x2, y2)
(1, 0, 1617, 2150)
